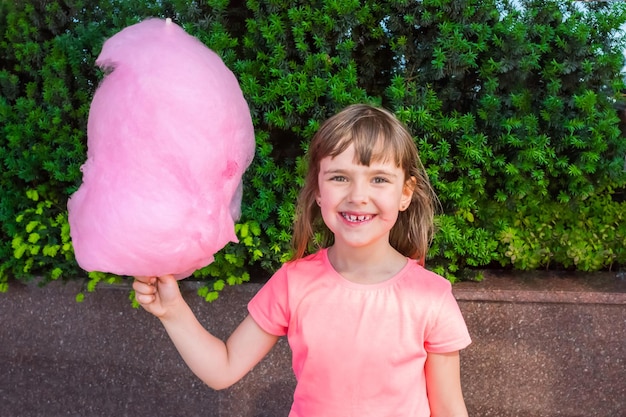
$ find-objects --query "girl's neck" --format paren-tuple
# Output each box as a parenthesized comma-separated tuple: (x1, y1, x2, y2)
(326, 243, 407, 285)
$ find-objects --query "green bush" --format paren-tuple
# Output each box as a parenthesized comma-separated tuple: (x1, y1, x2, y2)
(381, 0, 626, 278)
(1, 0, 625, 294)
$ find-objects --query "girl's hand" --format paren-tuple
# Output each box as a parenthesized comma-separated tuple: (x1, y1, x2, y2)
(133, 275, 183, 319)
(134, 275, 279, 390)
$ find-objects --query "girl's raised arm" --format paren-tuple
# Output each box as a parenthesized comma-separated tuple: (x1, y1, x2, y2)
(134, 275, 279, 390)
(424, 350, 469, 417)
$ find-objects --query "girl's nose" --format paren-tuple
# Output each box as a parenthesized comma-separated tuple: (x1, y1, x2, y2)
(348, 180, 369, 204)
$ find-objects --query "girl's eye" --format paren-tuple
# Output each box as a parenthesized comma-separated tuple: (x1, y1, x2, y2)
(330, 176, 347, 182)
(373, 177, 389, 184)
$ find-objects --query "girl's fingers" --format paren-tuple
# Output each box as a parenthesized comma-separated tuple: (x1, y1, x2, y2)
(134, 275, 154, 284)
(132, 279, 155, 294)
(134, 280, 158, 306)
(135, 292, 156, 305)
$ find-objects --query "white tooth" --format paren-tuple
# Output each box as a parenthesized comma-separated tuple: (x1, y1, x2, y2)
(343, 213, 371, 222)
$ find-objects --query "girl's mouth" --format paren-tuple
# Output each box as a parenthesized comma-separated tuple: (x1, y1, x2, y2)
(341, 213, 373, 222)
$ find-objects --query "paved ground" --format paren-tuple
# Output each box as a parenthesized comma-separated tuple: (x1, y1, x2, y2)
(1, 272, 624, 417)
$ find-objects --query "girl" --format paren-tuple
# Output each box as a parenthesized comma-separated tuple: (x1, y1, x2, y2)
(134, 104, 471, 417)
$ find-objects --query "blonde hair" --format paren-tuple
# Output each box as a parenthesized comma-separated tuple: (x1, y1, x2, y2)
(291, 104, 438, 263)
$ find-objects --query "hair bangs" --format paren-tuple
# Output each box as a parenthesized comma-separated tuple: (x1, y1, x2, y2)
(328, 116, 404, 168)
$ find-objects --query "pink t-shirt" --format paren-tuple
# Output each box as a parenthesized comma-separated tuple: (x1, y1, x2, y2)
(248, 249, 471, 417)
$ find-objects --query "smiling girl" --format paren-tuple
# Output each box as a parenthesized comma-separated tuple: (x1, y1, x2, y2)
(134, 104, 471, 417)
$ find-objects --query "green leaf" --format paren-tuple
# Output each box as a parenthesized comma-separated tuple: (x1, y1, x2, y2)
(26, 189, 39, 201)
(213, 279, 225, 291)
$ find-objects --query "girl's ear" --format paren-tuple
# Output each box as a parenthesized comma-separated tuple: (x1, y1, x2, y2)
(400, 176, 417, 211)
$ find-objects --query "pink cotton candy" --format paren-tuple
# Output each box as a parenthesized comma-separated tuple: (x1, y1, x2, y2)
(67, 18, 255, 279)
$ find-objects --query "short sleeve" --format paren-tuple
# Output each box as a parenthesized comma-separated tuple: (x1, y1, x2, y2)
(248, 265, 290, 336)
(424, 285, 471, 353)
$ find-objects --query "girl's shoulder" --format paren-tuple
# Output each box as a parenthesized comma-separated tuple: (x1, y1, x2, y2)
(400, 260, 453, 294)
(269, 250, 329, 285)
(281, 250, 327, 274)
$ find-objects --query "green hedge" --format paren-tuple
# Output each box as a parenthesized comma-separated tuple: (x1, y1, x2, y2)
(1, 0, 625, 296)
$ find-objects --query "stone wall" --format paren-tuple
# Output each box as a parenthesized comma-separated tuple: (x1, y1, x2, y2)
(455, 272, 625, 417)
(1, 272, 624, 417)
